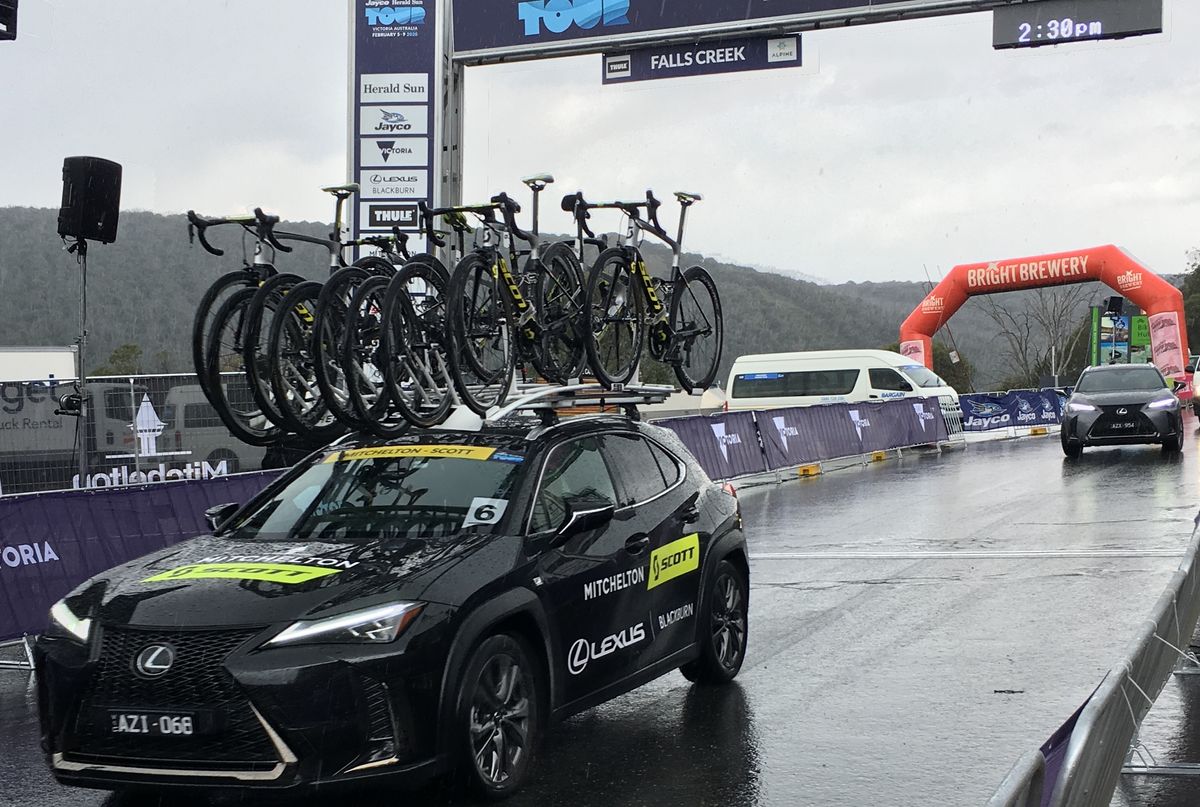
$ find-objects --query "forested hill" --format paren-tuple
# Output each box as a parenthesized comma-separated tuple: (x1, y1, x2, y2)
(0, 206, 1033, 389)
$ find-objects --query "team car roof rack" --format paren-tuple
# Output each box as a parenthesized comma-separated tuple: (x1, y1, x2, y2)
(424, 383, 675, 432)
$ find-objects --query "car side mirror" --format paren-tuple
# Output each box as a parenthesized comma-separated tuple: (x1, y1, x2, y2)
(204, 502, 239, 533)
(550, 501, 615, 547)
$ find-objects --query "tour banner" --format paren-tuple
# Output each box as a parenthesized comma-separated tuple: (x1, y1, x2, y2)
(657, 412, 766, 481)
(960, 391, 1063, 432)
(0, 470, 281, 643)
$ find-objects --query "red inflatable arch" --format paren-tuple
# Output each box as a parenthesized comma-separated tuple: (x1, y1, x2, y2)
(899, 245, 1189, 378)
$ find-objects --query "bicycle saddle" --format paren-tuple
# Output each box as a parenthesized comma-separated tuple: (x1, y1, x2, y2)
(321, 182, 360, 197)
(674, 191, 703, 203)
(522, 173, 555, 188)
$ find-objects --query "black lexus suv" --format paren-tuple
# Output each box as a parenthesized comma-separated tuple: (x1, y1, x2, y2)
(36, 416, 749, 799)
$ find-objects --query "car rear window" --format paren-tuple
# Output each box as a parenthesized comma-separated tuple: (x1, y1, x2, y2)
(1075, 367, 1166, 393)
(731, 369, 860, 398)
(227, 444, 526, 543)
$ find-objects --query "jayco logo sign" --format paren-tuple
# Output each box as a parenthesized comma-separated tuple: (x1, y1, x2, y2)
(518, 0, 630, 36)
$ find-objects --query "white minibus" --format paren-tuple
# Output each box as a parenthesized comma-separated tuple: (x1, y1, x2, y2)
(725, 349, 959, 411)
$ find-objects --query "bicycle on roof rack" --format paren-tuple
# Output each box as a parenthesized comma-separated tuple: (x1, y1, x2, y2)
(568, 190, 723, 393)
(444, 174, 589, 416)
(189, 183, 408, 445)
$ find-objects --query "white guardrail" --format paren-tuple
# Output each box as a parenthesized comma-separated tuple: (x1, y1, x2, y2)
(989, 515, 1200, 806)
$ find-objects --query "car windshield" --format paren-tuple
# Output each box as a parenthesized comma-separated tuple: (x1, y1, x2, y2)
(226, 445, 526, 543)
(900, 365, 947, 389)
(1075, 368, 1167, 394)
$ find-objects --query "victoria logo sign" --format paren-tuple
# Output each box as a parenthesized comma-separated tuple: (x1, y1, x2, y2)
(710, 422, 743, 462)
(518, 0, 630, 36)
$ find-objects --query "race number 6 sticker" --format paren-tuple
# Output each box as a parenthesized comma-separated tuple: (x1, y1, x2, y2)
(463, 497, 509, 528)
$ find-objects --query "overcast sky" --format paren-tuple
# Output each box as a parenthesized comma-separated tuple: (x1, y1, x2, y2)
(2, 1, 1197, 282)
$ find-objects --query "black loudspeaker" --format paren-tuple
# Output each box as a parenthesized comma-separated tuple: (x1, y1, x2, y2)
(58, 156, 122, 244)
(1104, 296, 1126, 316)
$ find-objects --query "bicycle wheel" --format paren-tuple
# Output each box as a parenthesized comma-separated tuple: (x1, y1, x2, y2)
(533, 241, 587, 384)
(668, 265, 724, 392)
(447, 253, 516, 416)
(380, 256, 454, 428)
(268, 281, 346, 444)
(241, 273, 305, 430)
(312, 266, 373, 429)
(203, 287, 287, 446)
(584, 248, 646, 388)
(192, 271, 254, 399)
(343, 275, 407, 437)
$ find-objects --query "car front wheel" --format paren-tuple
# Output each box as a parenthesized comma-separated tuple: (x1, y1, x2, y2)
(455, 634, 540, 800)
(1163, 429, 1185, 453)
(682, 559, 748, 685)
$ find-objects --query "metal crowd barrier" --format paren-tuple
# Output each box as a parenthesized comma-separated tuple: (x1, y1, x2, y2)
(989, 518, 1200, 806)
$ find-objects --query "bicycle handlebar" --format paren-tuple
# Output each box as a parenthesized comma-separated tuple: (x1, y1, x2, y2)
(490, 192, 533, 244)
(253, 208, 292, 253)
(186, 210, 225, 257)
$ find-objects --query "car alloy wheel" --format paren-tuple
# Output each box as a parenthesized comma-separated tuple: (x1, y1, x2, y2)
(458, 633, 539, 798)
(712, 570, 747, 672)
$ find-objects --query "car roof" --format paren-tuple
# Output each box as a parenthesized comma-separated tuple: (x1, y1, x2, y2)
(331, 415, 645, 454)
(1082, 364, 1161, 373)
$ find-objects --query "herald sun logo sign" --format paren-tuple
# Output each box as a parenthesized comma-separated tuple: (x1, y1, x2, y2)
(921, 295, 945, 315)
(1116, 270, 1143, 292)
(710, 422, 743, 462)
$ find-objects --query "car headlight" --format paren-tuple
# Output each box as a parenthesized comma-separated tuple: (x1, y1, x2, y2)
(1067, 402, 1096, 413)
(1147, 398, 1179, 410)
(265, 602, 424, 647)
(49, 600, 92, 644)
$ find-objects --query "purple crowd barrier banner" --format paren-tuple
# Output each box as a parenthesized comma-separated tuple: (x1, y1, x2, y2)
(657, 411, 767, 481)
(0, 470, 282, 643)
(657, 398, 952, 480)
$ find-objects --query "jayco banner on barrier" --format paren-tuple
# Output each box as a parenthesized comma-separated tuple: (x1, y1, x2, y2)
(658, 397, 951, 480)
(0, 471, 281, 643)
(959, 391, 1064, 432)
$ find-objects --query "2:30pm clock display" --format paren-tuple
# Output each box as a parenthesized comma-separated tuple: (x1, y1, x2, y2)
(993, 0, 1163, 50)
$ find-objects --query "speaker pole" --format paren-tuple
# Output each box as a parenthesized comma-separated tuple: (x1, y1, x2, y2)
(77, 237, 87, 487)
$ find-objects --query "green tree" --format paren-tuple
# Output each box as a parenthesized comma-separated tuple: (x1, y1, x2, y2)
(92, 343, 144, 376)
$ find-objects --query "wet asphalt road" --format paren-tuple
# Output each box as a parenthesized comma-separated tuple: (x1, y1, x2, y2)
(4, 432, 1200, 806)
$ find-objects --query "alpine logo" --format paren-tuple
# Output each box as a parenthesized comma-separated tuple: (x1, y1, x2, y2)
(848, 410, 871, 441)
(710, 423, 743, 462)
(921, 295, 945, 315)
(375, 110, 413, 132)
(772, 416, 799, 450)
(1116, 270, 1143, 292)
(567, 622, 646, 675)
(365, 5, 427, 26)
(518, 0, 630, 37)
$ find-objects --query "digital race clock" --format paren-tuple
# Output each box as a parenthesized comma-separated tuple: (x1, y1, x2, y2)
(993, 0, 1162, 49)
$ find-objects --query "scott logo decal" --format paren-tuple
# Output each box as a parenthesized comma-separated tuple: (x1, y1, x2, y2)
(518, 0, 630, 36)
(648, 533, 699, 591)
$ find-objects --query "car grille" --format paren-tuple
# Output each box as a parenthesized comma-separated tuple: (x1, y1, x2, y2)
(1089, 406, 1156, 438)
(68, 627, 278, 767)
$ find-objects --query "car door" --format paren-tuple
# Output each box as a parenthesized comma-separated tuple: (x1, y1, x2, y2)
(528, 436, 649, 704)
(599, 432, 702, 671)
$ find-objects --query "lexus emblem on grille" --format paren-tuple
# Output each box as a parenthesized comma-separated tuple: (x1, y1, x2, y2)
(1117, 408, 1129, 415)
(135, 644, 175, 677)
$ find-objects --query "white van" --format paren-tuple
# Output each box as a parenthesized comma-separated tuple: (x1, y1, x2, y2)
(725, 349, 959, 411)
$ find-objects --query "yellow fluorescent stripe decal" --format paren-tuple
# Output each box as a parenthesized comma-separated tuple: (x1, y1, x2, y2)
(143, 563, 341, 585)
(648, 533, 700, 591)
(324, 445, 497, 463)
